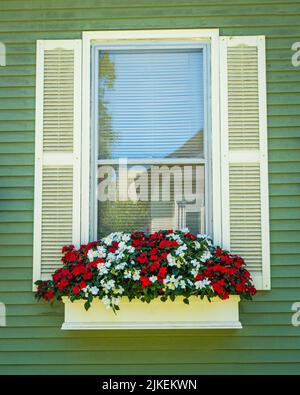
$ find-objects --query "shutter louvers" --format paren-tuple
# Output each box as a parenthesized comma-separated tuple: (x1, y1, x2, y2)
(33, 40, 82, 284)
(220, 36, 270, 290)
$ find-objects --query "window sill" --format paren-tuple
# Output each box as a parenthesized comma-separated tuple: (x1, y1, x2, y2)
(61, 296, 242, 330)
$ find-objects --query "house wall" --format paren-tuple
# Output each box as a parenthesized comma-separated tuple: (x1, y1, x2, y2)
(0, 0, 300, 374)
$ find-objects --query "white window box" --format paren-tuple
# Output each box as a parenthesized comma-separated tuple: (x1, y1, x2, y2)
(61, 295, 242, 330)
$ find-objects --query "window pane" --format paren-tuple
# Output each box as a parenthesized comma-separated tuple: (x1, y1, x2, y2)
(98, 49, 204, 159)
(97, 164, 205, 238)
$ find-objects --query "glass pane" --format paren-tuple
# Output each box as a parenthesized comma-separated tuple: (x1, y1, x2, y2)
(97, 49, 204, 159)
(97, 163, 205, 238)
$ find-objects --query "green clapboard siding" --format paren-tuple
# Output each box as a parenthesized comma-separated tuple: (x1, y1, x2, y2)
(0, 0, 300, 374)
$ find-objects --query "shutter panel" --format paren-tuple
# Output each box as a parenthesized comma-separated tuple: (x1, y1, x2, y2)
(33, 40, 81, 283)
(220, 36, 270, 290)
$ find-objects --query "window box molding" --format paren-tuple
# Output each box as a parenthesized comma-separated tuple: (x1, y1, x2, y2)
(61, 295, 242, 330)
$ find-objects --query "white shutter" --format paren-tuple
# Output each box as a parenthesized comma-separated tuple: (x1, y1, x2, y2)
(33, 40, 82, 283)
(220, 36, 270, 290)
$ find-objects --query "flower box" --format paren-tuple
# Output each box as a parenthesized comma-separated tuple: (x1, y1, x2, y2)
(61, 295, 242, 330)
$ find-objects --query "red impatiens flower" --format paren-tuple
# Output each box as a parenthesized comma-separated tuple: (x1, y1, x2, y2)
(57, 278, 69, 290)
(195, 273, 204, 282)
(132, 239, 142, 247)
(72, 285, 80, 294)
(212, 263, 227, 274)
(62, 244, 75, 254)
(136, 253, 149, 265)
(185, 232, 197, 240)
(215, 247, 223, 257)
(84, 241, 99, 256)
(248, 286, 257, 296)
(222, 292, 230, 300)
(150, 261, 160, 271)
(83, 271, 93, 281)
(234, 257, 244, 268)
(220, 254, 233, 265)
(157, 266, 167, 280)
(60, 269, 72, 280)
(159, 239, 178, 249)
(140, 276, 151, 288)
(88, 261, 98, 269)
(43, 290, 55, 301)
(235, 283, 244, 293)
(72, 264, 87, 276)
(212, 280, 225, 295)
(65, 251, 78, 262)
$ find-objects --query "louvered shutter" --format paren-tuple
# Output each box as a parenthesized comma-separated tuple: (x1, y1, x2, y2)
(33, 40, 82, 283)
(220, 36, 270, 290)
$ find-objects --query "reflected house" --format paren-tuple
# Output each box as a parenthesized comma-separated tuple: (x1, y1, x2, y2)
(150, 130, 205, 233)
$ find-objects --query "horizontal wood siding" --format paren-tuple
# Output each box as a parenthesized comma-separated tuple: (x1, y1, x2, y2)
(0, 0, 300, 374)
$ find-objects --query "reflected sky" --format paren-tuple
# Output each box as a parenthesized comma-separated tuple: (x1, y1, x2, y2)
(98, 49, 204, 159)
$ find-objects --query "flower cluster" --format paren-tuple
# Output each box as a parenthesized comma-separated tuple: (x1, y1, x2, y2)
(35, 230, 256, 312)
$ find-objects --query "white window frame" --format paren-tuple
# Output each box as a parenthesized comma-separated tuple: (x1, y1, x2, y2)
(81, 29, 221, 244)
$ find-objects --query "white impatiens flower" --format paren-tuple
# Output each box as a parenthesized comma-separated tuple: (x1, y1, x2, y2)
(195, 278, 211, 290)
(113, 286, 124, 295)
(194, 241, 201, 250)
(200, 250, 211, 262)
(88, 249, 106, 262)
(186, 279, 194, 287)
(180, 227, 189, 233)
(90, 286, 99, 296)
(179, 280, 186, 289)
(100, 279, 115, 293)
(123, 270, 132, 279)
(122, 233, 131, 242)
(102, 295, 111, 309)
(175, 244, 187, 256)
(82, 287, 89, 298)
(82, 285, 99, 297)
(165, 232, 183, 244)
(167, 253, 176, 266)
(87, 249, 95, 262)
(163, 275, 183, 290)
(111, 297, 121, 306)
(190, 268, 198, 277)
(197, 233, 212, 245)
(190, 259, 202, 272)
(115, 261, 127, 271)
(102, 235, 113, 246)
(126, 246, 135, 254)
(107, 252, 117, 262)
(96, 245, 107, 258)
(132, 269, 141, 281)
(97, 264, 109, 276)
(149, 275, 157, 283)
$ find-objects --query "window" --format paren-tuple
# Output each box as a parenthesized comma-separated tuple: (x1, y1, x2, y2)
(33, 30, 270, 291)
(91, 45, 210, 239)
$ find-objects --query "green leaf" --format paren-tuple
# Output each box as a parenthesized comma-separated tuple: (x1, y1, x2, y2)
(84, 301, 90, 311)
(183, 298, 189, 305)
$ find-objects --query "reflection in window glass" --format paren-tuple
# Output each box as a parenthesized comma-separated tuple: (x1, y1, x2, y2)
(95, 47, 207, 238)
(97, 164, 205, 237)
